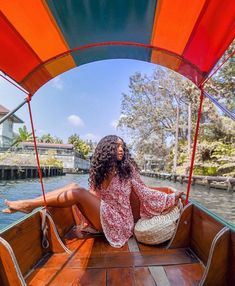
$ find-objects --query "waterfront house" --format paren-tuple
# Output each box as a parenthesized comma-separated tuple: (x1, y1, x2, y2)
(143, 154, 164, 171)
(20, 142, 90, 171)
(0, 105, 24, 148)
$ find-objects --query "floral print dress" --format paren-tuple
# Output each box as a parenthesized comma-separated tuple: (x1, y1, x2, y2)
(95, 169, 176, 248)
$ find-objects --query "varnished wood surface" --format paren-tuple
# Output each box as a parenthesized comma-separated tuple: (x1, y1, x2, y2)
(1, 204, 233, 285)
(134, 267, 156, 286)
(0, 212, 45, 276)
(136, 238, 169, 252)
(72, 269, 106, 286)
(165, 263, 204, 286)
(107, 268, 134, 286)
(26, 234, 203, 286)
(190, 205, 224, 265)
(229, 230, 235, 286)
(200, 227, 230, 286)
(0, 239, 24, 286)
(48, 207, 75, 238)
(65, 248, 197, 269)
(168, 203, 193, 249)
(0, 259, 9, 286)
(43, 211, 71, 254)
(149, 266, 170, 286)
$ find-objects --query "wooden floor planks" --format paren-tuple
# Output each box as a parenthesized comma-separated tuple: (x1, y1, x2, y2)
(26, 234, 204, 285)
(149, 266, 171, 286)
(165, 264, 204, 286)
(134, 267, 156, 286)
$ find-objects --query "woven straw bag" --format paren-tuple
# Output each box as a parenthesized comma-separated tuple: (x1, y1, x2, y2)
(134, 204, 181, 245)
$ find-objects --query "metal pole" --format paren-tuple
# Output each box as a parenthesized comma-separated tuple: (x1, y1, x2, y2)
(0, 98, 28, 125)
(185, 87, 204, 204)
(173, 104, 179, 173)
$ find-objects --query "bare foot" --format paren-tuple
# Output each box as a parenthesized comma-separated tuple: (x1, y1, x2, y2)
(2, 199, 33, 214)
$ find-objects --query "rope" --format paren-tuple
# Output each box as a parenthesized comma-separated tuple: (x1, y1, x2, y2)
(26, 95, 48, 209)
(185, 50, 235, 203)
(185, 87, 204, 204)
(204, 91, 235, 121)
(40, 209, 49, 249)
(0, 73, 29, 95)
(202, 49, 235, 86)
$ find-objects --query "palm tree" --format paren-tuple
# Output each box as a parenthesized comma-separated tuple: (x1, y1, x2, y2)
(38, 133, 55, 143)
(12, 125, 33, 147)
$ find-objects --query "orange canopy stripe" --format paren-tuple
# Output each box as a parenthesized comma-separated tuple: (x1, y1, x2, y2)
(151, 0, 206, 55)
(0, 0, 76, 88)
(0, 0, 234, 94)
(0, 0, 70, 61)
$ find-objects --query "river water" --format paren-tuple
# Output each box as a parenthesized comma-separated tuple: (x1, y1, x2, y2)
(0, 174, 234, 230)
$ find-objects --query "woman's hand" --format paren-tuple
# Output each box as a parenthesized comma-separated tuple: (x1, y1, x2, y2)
(175, 191, 184, 205)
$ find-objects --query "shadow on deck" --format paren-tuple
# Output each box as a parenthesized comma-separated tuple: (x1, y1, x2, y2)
(26, 229, 204, 286)
(0, 200, 234, 286)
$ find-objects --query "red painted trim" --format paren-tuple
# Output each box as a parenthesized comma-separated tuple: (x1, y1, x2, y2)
(21, 41, 203, 88)
(0, 73, 29, 95)
(185, 87, 204, 204)
(201, 49, 235, 86)
(27, 98, 48, 209)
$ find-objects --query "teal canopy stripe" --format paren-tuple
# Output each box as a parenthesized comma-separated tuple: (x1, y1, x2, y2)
(46, 0, 157, 65)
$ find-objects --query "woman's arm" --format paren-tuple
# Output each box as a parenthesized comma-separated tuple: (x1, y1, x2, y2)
(89, 188, 100, 198)
(131, 168, 184, 215)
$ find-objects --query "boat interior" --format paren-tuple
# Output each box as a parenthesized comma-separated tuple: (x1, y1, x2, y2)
(0, 2, 234, 285)
(0, 187, 234, 286)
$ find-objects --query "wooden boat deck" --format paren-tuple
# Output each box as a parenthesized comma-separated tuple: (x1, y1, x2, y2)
(26, 229, 204, 286)
(1, 201, 234, 285)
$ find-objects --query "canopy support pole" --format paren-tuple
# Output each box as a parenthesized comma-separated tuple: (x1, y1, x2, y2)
(0, 73, 29, 94)
(201, 49, 235, 86)
(185, 87, 204, 204)
(0, 72, 29, 125)
(26, 95, 48, 209)
(185, 48, 234, 203)
(0, 98, 28, 125)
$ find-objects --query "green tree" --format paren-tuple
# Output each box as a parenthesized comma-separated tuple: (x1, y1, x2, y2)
(205, 41, 235, 111)
(119, 42, 234, 175)
(118, 68, 199, 172)
(68, 134, 91, 158)
(38, 134, 63, 144)
(12, 125, 33, 147)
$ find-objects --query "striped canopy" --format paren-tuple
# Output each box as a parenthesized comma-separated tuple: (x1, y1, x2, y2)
(0, 0, 234, 94)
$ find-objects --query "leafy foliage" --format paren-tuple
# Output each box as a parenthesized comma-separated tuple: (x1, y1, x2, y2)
(118, 67, 199, 168)
(119, 42, 235, 176)
(205, 41, 235, 111)
(40, 150, 63, 168)
(68, 134, 91, 158)
(38, 133, 63, 144)
(12, 125, 33, 147)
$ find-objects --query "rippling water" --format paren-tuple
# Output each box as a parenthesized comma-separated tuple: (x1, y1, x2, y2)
(0, 174, 234, 230)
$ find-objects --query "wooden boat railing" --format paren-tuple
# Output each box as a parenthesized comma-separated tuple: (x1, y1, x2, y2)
(0, 200, 234, 285)
(167, 201, 234, 286)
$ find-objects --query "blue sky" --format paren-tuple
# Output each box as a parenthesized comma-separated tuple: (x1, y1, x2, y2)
(0, 59, 157, 143)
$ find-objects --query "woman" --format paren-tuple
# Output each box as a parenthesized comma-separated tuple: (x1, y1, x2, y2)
(3, 135, 182, 248)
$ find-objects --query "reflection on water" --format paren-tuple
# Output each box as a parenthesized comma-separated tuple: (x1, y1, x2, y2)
(0, 174, 234, 230)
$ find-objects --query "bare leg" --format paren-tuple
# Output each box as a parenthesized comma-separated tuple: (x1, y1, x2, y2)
(3, 183, 102, 231)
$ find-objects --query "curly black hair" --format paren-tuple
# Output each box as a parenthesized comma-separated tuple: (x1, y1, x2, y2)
(89, 135, 138, 190)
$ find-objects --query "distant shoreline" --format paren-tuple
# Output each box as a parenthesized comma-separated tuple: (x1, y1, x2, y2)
(141, 171, 235, 192)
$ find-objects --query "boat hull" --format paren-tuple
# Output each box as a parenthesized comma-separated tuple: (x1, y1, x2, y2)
(0, 196, 234, 285)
